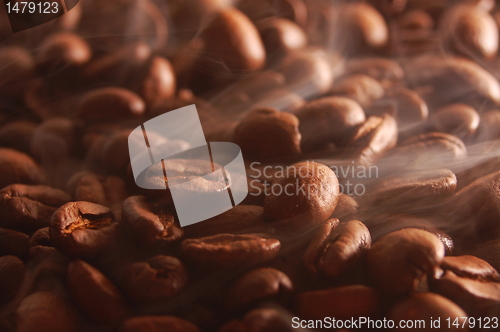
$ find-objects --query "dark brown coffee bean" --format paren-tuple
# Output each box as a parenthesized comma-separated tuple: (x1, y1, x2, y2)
(122, 195, 183, 249)
(233, 108, 301, 160)
(78, 87, 146, 123)
(440, 255, 500, 282)
(330, 194, 359, 220)
(472, 239, 500, 272)
(440, 4, 498, 59)
(0, 148, 45, 189)
(140, 56, 176, 108)
(15, 291, 78, 332)
(316, 220, 371, 278)
(0, 121, 37, 154)
(30, 118, 81, 162)
(296, 285, 379, 320)
(474, 110, 500, 142)
(344, 57, 404, 85)
(0, 227, 29, 258)
(120, 316, 200, 332)
(388, 293, 468, 331)
(185, 205, 267, 238)
(36, 32, 91, 73)
(256, 18, 307, 59)
(0, 184, 71, 234)
(225, 267, 293, 308)
(28, 227, 52, 249)
(72, 172, 107, 206)
(347, 114, 398, 164)
(67, 259, 129, 325)
(0, 46, 34, 98)
(181, 234, 281, 268)
(387, 87, 429, 126)
(200, 8, 265, 72)
(0, 255, 24, 303)
(102, 176, 129, 222)
(430, 270, 500, 314)
(263, 161, 340, 226)
(121, 255, 187, 303)
(219, 308, 291, 332)
(49, 201, 117, 259)
(101, 129, 132, 176)
(367, 228, 445, 296)
(303, 219, 339, 274)
(295, 96, 365, 151)
(330, 74, 384, 108)
(430, 104, 480, 139)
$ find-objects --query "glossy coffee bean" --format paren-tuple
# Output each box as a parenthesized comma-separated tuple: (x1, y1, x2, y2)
(295, 96, 365, 151)
(49, 201, 118, 259)
(256, 18, 307, 58)
(330, 74, 384, 108)
(367, 228, 445, 296)
(263, 161, 340, 226)
(474, 110, 500, 142)
(181, 234, 281, 268)
(0, 184, 71, 234)
(0, 255, 24, 303)
(121, 255, 187, 303)
(140, 56, 176, 108)
(67, 259, 129, 325)
(120, 316, 200, 332)
(233, 108, 301, 160)
(0, 148, 45, 189)
(36, 32, 92, 73)
(440, 255, 500, 282)
(430, 104, 479, 139)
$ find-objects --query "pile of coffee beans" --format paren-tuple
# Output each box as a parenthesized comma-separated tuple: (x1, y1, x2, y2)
(1, 0, 500, 331)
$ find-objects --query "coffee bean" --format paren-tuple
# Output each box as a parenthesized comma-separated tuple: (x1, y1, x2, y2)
(121, 255, 187, 303)
(0, 121, 37, 154)
(219, 308, 291, 332)
(101, 129, 132, 176)
(263, 161, 340, 226)
(344, 57, 404, 85)
(30, 118, 81, 163)
(181, 234, 281, 268)
(330, 74, 384, 108)
(36, 32, 92, 73)
(15, 291, 79, 332)
(430, 104, 480, 139)
(296, 285, 380, 320)
(200, 8, 265, 72)
(397, 10, 434, 30)
(120, 316, 200, 332)
(0, 227, 29, 258)
(0, 184, 71, 234)
(440, 255, 500, 282)
(386, 87, 429, 126)
(49, 201, 118, 259)
(140, 56, 176, 108)
(0, 46, 35, 98)
(0, 148, 45, 189)
(0, 255, 24, 303)
(102, 176, 129, 221)
(474, 110, 500, 142)
(256, 17, 307, 60)
(233, 108, 301, 160)
(367, 228, 445, 296)
(28, 227, 53, 249)
(67, 259, 129, 324)
(388, 293, 468, 331)
(225, 267, 293, 308)
(122, 195, 183, 249)
(303, 219, 339, 274)
(78, 87, 146, 123)
(295, 96, 366, 151)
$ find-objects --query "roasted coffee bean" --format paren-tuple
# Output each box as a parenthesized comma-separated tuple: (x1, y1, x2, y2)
(397, 10, 434, 30)
(0, 120, 36, 154)
(0, 255, 24, 303)
(15, 291, 78, 332)
(303, 219, 339, 274)
(101, 129, 132, 176)
(225, 267, 293, 308)
(0, 148, 45, 189)
(330, 194, 359, 220)
(78, 87, 146, 123)
(295, 96, 365, 151)
(367, 228, 445, 296)
(344, 57, 404, 85)
(347, 114, 398, 164)
(102, 176, 129, 221)
(185, 205, 267, 238)
(30, 118, 81, 162)
(0, 184, 71, 234)
(430, 270, 500, 314)
(181, 234, 280, 268)
(472, 239, 500, 272)
(71, 172, 107, 206)
(121, 255, 187, 303)
(140, 56, 176, 108)
(233, 108, 301, 160)
(49, 201, 118, 259)
(263, 161, 340, 226)
(440, 255, 500, 282)
(388, 293, 468, 331)
(429, 104, 479, 139)
(200, 8, 265, 72)
(67, 259, 129, 325)
(219, 308, 291, 332)
(330, 75, 384, 108)
(122, 195, 183, 249)
(296, 285, 379, 320)
(120, 316, 200, 332)
(0, 227, 29, 258)
(36, 32, 92, 73)
(386, 87, 428, 126)
(29, 227, 53, 249)
(440, 4, 498, 59)
(256, 18, 307, 59)
(0, 46, 35, 98)
(474, 110, 500, 142)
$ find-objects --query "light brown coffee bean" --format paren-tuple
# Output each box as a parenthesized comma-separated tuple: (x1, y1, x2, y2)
(67, 259, 129, 325)
(0, 148, 45, 189)
(200, 8, 265, 72)
(256, 18, 307, 59)
(430, 104, 480, 139)
(440, 255, 500, 282)
(233, 108, 301, 160)
(388, 293, 468, 331)
(367, 228, 445, 296)
(225, 267, 293, 308)
(474, 110, 500, 142)
(181, 234, 281, 268)
(296, 285, 379, 320)
(78, 87, 146, 123)
(140, 56, 176, 108)
(120, 316, 200, 332)
(330, 74, 384, 108)
(263, 161, 340, 226)
(36, 32, 91, 73)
